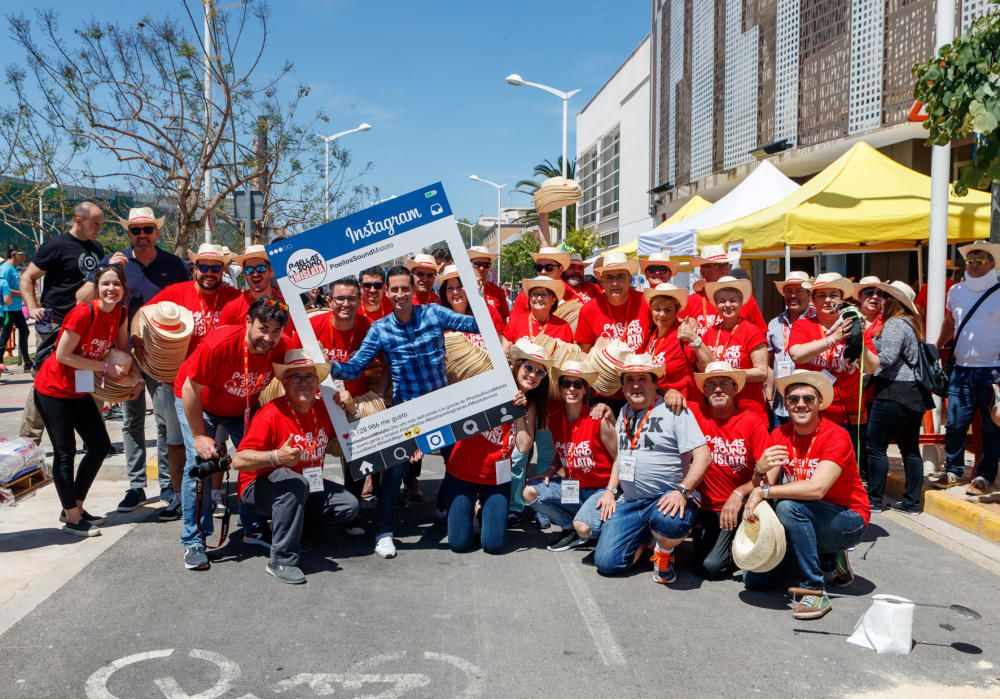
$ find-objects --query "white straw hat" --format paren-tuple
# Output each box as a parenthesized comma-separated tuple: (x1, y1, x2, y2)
(531, 247, 571, 269)
(273, 348, 331, 383)
(958, 240, 1000, 263)
(405, 253, 439, 273)
(643, 282, 688, 308)
(508, 338, 554, 367)
(534, 176, 583, 214)
(595, 252, 639, 278)
(640, 251, 680, 276)
(187, 243, 230, 265)
(235, 244, 270, 266)
(774, 271, 812, 293)
(732, 501, 787, 573)
(854, 275, 883, 296)
(691, 244, 733, 267)
(776, 369, 835, 411)
(117, 207, 165, 230)
(619, 352, 665, 380)
(467, 246, 496, 261)
(522, 275, 565, 300)
(876, 280, 919, 317)
(803, 272, 855, 299)
(703, 275, 753, 304)
(693, 360, 747, 395)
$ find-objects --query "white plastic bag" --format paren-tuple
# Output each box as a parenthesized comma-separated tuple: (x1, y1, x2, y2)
(0, 437, 47, 484)
(847, 594, 915, 655)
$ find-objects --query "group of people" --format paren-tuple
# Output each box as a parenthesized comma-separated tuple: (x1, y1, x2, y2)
(17, 200, 1000, 620)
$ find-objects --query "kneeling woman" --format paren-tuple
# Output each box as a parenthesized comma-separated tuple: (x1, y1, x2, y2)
(444, 339, 548, 553)
(524, 359, 617, 551)
(34, 264, 138, 536)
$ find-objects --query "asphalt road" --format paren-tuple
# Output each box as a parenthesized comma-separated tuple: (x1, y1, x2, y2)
(1, 458, 999, 698)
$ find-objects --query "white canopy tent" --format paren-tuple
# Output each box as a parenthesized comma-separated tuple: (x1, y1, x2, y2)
(637, 160, 800, 257)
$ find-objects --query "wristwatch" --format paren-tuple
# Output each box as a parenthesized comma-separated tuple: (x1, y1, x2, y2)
(689, 337, 703, 348)
(676, 485, 692, 499)
(761, 483, 771, 500)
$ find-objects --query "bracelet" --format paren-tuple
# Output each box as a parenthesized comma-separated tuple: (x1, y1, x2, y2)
(269, 450, 278, 467)
(753, 469, 768, 479)
(604, 487, 617, 495)
(733, 490, 746, 501)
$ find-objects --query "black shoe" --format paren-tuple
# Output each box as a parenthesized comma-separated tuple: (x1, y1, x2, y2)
(107, 443, 122, 455)
(157, 498, 182, 522)
(62, 519, 101, 537)
(888, 501, 921, 515)
(59, 509, 105, 525)
(547, 531, 587, 552)
(266, 562, 306, 584)
(116, 488, 148, 512)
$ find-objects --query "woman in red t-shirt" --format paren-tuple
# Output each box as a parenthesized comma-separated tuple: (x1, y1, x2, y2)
(522, 359, 617, 551)
(437, 265, 505, 350)
(685, 277, 768, 414)
(641, 283, 697, 412)
(34, 265, 138, 537)
(444, 339, 547, 553)
(502, 276, 573, 346)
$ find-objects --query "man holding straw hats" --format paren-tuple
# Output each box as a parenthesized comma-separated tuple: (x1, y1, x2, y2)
(575, 253, 649, 353)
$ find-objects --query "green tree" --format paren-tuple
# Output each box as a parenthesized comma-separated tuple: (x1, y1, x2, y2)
(913, 5, 1000, 194)
(562, 226, 599, 259)
(514, 156, 576, 231)
(499, 235, 539, 287)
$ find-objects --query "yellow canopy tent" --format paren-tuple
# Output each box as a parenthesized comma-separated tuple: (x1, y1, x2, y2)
(602, 195, 711, 258)
(698, 142, 989, 253)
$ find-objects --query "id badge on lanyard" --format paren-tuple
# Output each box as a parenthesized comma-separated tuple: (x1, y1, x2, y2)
(618, 455, 637, 482)
(302, 466, 324, 493)
(561, 479, 580, 504)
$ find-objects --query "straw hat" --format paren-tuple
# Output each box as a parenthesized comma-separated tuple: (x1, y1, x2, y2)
(551, 358, 598, 388)
(640, 251, 680, 276)
(117, 207, 165, 231)
(406, 253, 439, 273)
(531, 247, 571, 269)
(438, 264, 461, 283)
(595, 252, 639, 278)
(803, 272, 855, 299)
(774, 271, 812, 293)
(854, 275, 883, 297)
(552, 298, 582, 332)
(703, 275, 753, 303)
(138, 301, 193, 341)
(235, 244, 269, 266)
(619, 352, 665, 380)
(536, 336, 587, 398)
(508, 338, 554, 367)
(187, 243, 230, 265)
(732, 501, 787, 573)
(691, 244, 733, 267)
(467, 246, 496, 261)
(534, 176, 583, 214)
(643, 282, 688, 308)
(273, 348, 331, 383)
(586, 338, 633, 396)
(694, 360, 747, 395)
(958, 240, 1000, 263)
(522, 275, 565, 300)
(876, 280, 919, 317)
(775, 369, 834, 411)
(444, 331, 494, 383)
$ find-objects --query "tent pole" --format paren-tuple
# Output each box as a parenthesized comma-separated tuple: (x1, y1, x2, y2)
(784, 244, 791, 274)
(917, 246, 924, 289)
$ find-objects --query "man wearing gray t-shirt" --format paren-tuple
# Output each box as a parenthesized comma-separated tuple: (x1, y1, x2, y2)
(594, 354, 711, 585)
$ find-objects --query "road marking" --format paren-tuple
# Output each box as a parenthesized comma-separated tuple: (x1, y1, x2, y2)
(883, 511, 1000, 576)
(273, 673, 430, 697)
(154, 649, 240, 699)
(422, 652, 485, 697)
(85, 649, 175, 699)
(554, 554, 627, 666)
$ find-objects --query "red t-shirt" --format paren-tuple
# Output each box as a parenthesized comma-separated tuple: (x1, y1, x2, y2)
(703, 321, 768, 411)
(511, 284, 585, 316)
(643, 326, 698, 402)
(447, 423, 515, 485)
(565, 280, 604, 305)
(296, 312, 371, 396)
(173, 324, 287, 416)
(574, 289, 650, 351)
(690, 403, 768, 511)
(680, 289, 767, 336)
(503, 312, 573, 344)
(547, 404, 614, 489)
(412, 289, 436, 306)
(482, 280, 510, 320)
(770, 418, 871, 525)
(236, 399, 333, 499)
(788, 316, 874, 425)
(914, 278, 956, 309)
(146, 281, 241, 356)
(358, 296, 393, 323)
(35, 301, 124, 400)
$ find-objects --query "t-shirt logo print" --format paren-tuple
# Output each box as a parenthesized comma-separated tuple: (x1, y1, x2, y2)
(78, 252, 99, 275)
(223, 370, 271, 398)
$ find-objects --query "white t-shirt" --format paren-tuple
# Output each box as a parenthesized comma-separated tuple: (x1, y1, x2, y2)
(946, 279, 1000, 367)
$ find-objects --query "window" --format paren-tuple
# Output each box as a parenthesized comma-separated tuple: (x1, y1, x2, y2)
(578, 127, 621, 227)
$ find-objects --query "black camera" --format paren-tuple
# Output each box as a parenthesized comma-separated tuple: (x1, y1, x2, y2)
(188, 446, 232, 479)
(839, 304, 865, 363)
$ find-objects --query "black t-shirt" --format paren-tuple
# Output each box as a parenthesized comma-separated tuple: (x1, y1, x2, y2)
(91, 247, 191, 322)
(33, 232, 104, 322)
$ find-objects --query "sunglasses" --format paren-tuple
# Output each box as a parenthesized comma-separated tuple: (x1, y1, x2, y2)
(472, 260, 492, 269)
(704, 379, 735, 391)
(965, 257, 992, 266)
(244, 263, 270, 275)
(197, 263, 223, 274)
(520, 362, 547, 378)
(535, 263, 560, 273)
(332, 295, 359, 304)
(262, 297, 289, 312)
(128, 226, 156, 235)
(785, 394, 818, 406)
(361, 281, 384, 290)
(558, 378, 587, 390)
(645, 265, 670, 274)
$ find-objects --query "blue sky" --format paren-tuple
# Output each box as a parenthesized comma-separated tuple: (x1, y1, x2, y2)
(0, 0, 648, 224)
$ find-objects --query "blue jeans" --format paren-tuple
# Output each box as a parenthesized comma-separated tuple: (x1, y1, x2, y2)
(526, 479, 605, 538)
(945, 366, 1000, 482)
(744, 499, 866, 592)
(175, 397, 248, 549)
(375, 463, 406, 539)
(444, 473, 510, 554)
(594, 491, 698, 576)
(123, 375, 180, 494)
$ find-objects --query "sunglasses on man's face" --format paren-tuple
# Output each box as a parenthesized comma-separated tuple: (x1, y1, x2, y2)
(197, 263, 223, 274)
(361, 281, 384, 290)
(129, 226, 156, 235)
(965, 256, 992, 266)
(244, 263, 270, 276)
(472, 260, 492, 269)
(786, 394, 817, 406)
(559, 378, 587, 390)
(262, 297, 289, 312)
(535, 263, 560, 273)
(645, 265, 670, 274)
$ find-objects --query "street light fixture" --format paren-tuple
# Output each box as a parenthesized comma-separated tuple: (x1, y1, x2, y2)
(469, 175, 506, 284)
(324, 123, 373, 221)
(456, 220, 476, 248)
(505, 73, 580, 245)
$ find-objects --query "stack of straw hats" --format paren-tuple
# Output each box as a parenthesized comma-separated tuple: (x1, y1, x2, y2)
(93, 348, 142, 402)
(533, 176, 583, 214)
(135, 302, 194, 383)
(327, 391, 388, 457)
(444, 331, 494, 383)
(731, 501, 787, 573)
(585, 337, 633, 396)
(534, 334, 586, 399)
(553, 298, 582, 332)
(258, 377, 285, 406)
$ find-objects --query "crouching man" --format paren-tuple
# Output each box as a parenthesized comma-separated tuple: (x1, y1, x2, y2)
(593, 354, 711, 585)
(743, 370, 870, 619)
(234, 349, 360, 584)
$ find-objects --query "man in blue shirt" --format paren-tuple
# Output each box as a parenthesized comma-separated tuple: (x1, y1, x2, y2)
(331, 265, 478, 559)
(78, 208, 191, 518)
(0, 246, 28, 374)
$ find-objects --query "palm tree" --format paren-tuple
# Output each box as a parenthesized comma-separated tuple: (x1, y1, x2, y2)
(514, 156, 576, 231)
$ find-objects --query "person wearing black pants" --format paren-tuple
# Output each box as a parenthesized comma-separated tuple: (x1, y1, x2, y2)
(0, 310, 30, 371)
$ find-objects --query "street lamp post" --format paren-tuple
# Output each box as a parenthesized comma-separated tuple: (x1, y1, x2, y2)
(324, 123, 373, 221)
(505, 73, 580, 246)
(470, 175, 506, 284)
(457, 221, 475, 247)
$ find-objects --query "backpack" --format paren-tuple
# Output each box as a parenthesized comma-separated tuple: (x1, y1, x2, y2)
(913, 341, 950, 398)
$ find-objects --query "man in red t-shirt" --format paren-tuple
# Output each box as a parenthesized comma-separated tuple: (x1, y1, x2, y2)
(743, 370, 871, 621)
(174, 296, 290, 571)
(562, 252, 603, 304)
(468, 246, 510, 320)
(406, 253, 439, 306)
(234, 349, 360, 584)
(689, 362, 769, 579)
(680, 244, 767, 334)
(358, 266, 393, 322)
(511, 247, 581, 315)
(217, 244, 283, 328)
(575, 253, 650, 353)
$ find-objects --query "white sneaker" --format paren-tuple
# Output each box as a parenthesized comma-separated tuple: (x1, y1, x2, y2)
(374, 535, 397, 559)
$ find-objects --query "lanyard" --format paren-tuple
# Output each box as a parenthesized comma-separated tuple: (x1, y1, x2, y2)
(331, 315, 357, 358)
(242, 340, 267, 429)
(712, 321, 739, 360)
(286, 398, 318, 460)
(623, 399, 659, 450)
(527, 314, 548, 340)
(790, 424, 821, 470)
(197, 285, 220, 336)
(643, 324, 675, 359)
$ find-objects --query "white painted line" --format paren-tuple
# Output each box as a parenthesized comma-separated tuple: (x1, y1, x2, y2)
(554, 554, 627, 666)
(85, 649, 175, 699)
(882, 511, 1000, 576)
(422, 652, 485, 697)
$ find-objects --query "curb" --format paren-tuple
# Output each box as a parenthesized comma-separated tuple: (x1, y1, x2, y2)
(884, 472, 1000, 544)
